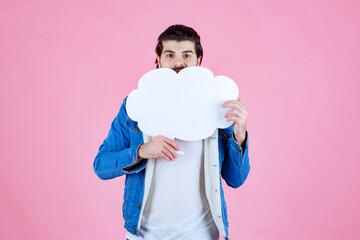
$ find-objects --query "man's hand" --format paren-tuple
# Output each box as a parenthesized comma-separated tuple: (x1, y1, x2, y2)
(138, 135, 182, 162)
(222, 97, 248, 146)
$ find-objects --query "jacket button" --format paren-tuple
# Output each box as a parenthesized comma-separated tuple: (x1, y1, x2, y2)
(133, 230, 136, 234)
(135, 126, 139, 130)
(236, 147, 241, 151)
(138, 205, 141, 209)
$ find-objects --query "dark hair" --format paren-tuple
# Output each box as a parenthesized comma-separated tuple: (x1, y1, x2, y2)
(155, 24, 203, 68)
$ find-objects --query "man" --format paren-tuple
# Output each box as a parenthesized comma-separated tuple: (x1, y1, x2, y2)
(93, 24, 250, 240)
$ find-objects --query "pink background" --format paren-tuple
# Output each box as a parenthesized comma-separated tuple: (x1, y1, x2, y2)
(1, 0, 359, 239)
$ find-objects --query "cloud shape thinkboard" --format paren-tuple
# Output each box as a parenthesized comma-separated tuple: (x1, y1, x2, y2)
(126, 66, 239, 141)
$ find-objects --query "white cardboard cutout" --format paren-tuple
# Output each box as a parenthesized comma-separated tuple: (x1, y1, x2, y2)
(126, 66, 239, 145)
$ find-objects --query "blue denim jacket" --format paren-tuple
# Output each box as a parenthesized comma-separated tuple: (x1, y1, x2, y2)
(93, 96, 250, 240)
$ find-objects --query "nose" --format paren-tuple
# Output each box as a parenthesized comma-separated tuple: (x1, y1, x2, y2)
(173, 56, 186, 68)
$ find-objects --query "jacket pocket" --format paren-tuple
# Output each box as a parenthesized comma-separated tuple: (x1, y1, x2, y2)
(218, 126, 233, 140)
(125, 117, 141, 134)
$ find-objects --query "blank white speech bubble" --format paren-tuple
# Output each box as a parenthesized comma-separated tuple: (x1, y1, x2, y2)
(126, 66, 239, 144)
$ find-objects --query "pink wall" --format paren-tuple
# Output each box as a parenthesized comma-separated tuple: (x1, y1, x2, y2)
(1, 0, 359, 239)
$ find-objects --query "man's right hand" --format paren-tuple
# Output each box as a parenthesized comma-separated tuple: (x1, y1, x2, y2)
(138, 135, 181, 162)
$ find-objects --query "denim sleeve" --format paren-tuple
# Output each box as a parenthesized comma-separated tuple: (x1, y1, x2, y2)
(221, 130, 250, 188)
(93, 98, 147, 180)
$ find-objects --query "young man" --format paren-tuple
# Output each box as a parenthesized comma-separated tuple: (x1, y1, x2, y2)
(93, 25, 250, 240)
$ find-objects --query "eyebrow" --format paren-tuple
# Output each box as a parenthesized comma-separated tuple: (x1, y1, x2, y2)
(163, 50, 194, 54)
(182, 50, 194, 54)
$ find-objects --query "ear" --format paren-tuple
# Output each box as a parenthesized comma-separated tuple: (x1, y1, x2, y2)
(197, 56, 202, 66)
(156, 55, 161, 67)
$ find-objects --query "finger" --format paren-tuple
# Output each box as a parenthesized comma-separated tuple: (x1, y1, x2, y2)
(227, 114, 245, 122)
(223, 101, 247, 112)
(224, 108, 242, 118)
(160, 152, 172, 162)
(222, 100, 238, 106)
(161, 137, 181, 151)
(161, 148, 173, 161)
(226, 115, 242, 123)
(223, 100, 246, 108)
(162, 143, 177, 161)
(222, 100, 240, 107)
(223, 102, 242, 112)
(162, 142, 178, 159)
(238, 98, 246, 108)
(225, 109, 247, 119)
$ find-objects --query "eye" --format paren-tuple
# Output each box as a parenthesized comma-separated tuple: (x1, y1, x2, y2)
(166, 53, 173, 58)
(184, 54, 191, 58)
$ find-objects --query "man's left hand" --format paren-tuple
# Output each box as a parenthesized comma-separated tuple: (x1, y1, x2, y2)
(222, 97, 248, 146)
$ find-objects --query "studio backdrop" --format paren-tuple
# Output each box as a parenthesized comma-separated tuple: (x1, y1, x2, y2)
(0, 0, 359, 239)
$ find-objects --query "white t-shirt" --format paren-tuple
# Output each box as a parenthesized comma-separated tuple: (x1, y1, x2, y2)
(126, 138, 219, 240)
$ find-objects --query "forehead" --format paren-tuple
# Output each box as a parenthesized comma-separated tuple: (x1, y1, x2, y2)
(161, 40, 196, 53)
